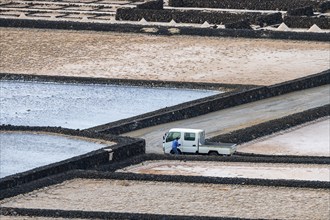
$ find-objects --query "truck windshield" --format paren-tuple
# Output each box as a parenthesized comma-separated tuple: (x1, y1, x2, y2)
(165, 132, 181, 143)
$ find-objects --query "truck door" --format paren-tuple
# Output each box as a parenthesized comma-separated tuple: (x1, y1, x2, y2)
(163, 131, 181, 153)
(182, 132, 198, 153)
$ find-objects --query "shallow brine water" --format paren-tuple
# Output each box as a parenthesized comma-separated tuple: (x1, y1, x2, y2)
(0, 81, 220, 129)
(0, 132, 110, 178)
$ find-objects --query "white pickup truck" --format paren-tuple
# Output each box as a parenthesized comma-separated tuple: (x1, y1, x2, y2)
(162, 128, 237, 156)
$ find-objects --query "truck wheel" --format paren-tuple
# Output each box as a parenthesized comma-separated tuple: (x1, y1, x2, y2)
(209, 151, 218, 156)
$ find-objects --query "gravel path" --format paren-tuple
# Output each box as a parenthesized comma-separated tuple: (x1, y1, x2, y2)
(1, 179, 329, 219)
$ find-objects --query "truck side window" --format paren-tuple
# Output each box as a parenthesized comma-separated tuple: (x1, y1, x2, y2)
(184, 132, 195, 141)
(166, 132, 181, 143)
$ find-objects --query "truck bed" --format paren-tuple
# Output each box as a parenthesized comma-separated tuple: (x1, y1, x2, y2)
(200, 141, 237, 155)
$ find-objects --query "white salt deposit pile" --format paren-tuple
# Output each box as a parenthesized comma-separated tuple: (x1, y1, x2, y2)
(308, 24, 322, 32)
(277, 22, 290, 31)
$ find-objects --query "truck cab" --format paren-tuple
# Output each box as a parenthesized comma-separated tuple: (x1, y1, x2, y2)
(163, 128, 205, 154)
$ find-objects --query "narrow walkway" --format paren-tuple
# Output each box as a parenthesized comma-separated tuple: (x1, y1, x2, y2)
(123, 85, 330, 154)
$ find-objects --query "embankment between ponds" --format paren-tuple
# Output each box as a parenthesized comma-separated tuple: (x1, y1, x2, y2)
(0, 206, 224, 220)
(87, 69, 329, 135)
(0, 72, 251, 91)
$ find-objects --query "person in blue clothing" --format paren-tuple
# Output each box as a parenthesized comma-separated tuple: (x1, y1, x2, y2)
(171, 137, 181, 154)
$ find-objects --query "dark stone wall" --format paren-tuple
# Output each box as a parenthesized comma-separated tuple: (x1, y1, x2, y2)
(168, 0, 322, 11)
(0, 126, 145, 190)
(136, 0, 164, 9)
(88, 69, 330, 135)
(116, 8, 261, 24)
(176, 26, 330, 41)
(1, 18, 330, 42)
(116, 7, 330, 29)
(287, 6, 314, 16)
(284, 15, 330, 29)
(319, 1, 330, 13)
(0, 206, 224, 220)
(224, 19, 252, 30)
(0, 73, 244, 91)
(256, 12, 283, 27)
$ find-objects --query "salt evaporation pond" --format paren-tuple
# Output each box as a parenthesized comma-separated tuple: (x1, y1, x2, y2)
(0, 81, 219, 178)
(0, 132, 112, 178)
(0, 81, 220, 129)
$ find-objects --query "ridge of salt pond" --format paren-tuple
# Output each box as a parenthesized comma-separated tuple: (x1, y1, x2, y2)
(0, 81, 220, 129)
(0, 132, 114, 178)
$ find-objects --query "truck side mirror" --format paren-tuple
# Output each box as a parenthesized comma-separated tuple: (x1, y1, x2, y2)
(163, 132, 168, 140)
